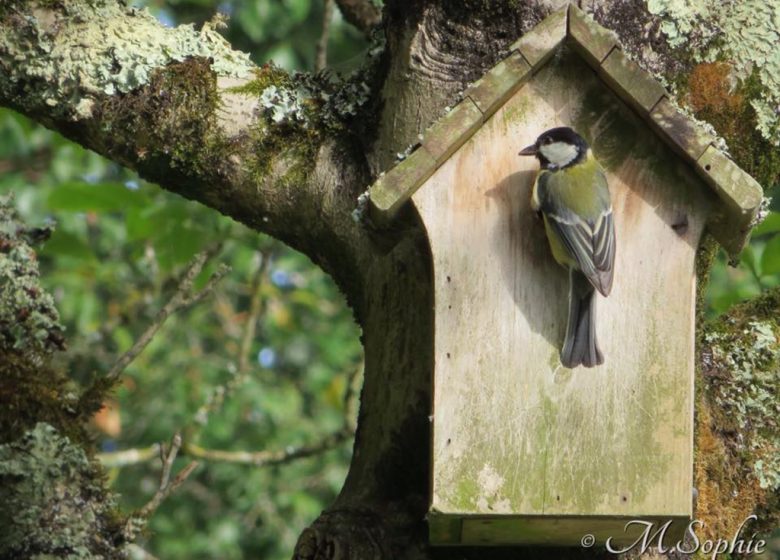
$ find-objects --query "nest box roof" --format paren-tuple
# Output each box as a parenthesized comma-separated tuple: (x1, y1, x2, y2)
(368, 5, 764, 256)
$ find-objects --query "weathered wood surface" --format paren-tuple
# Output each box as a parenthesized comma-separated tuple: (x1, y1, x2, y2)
(369, 5, 761, 256)
(414, 51, 714, 544)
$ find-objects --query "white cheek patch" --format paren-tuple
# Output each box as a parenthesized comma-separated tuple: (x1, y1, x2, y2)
(539, 142, 578, 167)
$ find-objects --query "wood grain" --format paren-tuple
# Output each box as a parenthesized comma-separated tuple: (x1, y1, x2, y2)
(414, 50, 714, 544)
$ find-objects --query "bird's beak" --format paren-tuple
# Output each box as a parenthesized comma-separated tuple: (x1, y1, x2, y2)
(518, 144, 537, 156)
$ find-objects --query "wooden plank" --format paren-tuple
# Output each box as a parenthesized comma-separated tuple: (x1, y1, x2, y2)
(422, 98, 484, 166)
(466, 52, 532, 117)
(599, 48, 666, 114)
(510, 8, 567, 69)
(460, 515, 689, 546)
(567, 4, 618, 68)
(368, 146, 437, 226)
(428, 513, 462, 543)
(650, 96, 714, 161)
(418, 51, 701, 544)
(696, 145, 764, 214)
(695, 145, 764, 255)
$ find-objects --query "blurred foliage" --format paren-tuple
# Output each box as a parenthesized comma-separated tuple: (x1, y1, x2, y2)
(0, 102, 363, 558)
(0, 1, 369, 557)
(1, 0, 779, 558)
(137, 0, 369, 73)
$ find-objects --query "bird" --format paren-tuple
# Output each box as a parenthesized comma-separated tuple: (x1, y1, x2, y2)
(518, 127, 615, 368)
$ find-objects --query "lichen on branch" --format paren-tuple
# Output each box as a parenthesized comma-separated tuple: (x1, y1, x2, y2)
(0, 423, 123, 559)
(0, 196, 64, 358)
(0, 0, 379, 255)
(697, 288, 780, 541)
(0, 198, 125, 559)
(646, 0, 780, 145)
(0, 0, 253, 120)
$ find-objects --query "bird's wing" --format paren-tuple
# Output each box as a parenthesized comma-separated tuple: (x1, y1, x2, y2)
(537, 169, 615, 296)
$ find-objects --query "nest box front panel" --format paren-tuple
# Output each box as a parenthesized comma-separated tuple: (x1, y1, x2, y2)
(414, 52, 714, 543)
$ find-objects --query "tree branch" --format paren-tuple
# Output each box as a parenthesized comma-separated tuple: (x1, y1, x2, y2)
(99, 362, 362, 469)
(182, 431, 350, 466)
(0, 0, 377, 322)
(123, 433, 199, 541)
(105, 248, 228, 383)
(138, 434, 199, 519)
(316, 0, 335, 72)
(191, 250, 271, 429)
(335, 0, 381, 35)
(98, 444, 161, 468)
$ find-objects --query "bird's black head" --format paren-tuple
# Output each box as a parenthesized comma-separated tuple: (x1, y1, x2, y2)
(518, 126, 589, 169)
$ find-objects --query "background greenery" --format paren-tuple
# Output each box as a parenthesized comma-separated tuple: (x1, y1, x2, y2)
(0, 1, 778, 559)
(1, 2, 367, 558)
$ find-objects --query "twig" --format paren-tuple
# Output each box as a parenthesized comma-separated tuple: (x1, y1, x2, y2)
(105, 248, 229, 382)
(192, 251, 271, 428)
(316, 0, 335, 72)
(335, 0, 381, 36)
(99, 364, 363, 468)
(97, 443, 160, 468)
(123, 433, 199, 540)
(183, 362, 361, 464)
(238, 252, 271, 374)
(138, 433, 199, 518)
(183, 429, 351, 466)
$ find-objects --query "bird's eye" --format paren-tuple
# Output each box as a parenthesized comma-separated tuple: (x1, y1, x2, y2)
(543, 137, 553, 145)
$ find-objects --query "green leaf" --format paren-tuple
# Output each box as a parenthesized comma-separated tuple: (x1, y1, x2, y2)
(155, 222, 209, 270)
(754, 212, 780, 236)
(760, 234, 780, 276)
(741, 244, 759, 277)
(48, 181, 146, 212)
(40, 229, 94, 261)
(0, 112, 29, 158)
(125, 207, 155, 241)
(112, 327, 134, 353)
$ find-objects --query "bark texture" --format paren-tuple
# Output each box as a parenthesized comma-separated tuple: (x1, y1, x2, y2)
(0, 1, 777, 559)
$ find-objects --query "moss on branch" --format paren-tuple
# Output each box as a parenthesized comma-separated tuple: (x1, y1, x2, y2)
(0, 0, 253, 121)
(696, 288, 780, 542)
(0, 423, 124, 559)
(97, 57, 229, 176)
(0, 198, 124, 558)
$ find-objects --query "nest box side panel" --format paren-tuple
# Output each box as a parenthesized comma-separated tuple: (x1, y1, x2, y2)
(414, 50, 714, 539)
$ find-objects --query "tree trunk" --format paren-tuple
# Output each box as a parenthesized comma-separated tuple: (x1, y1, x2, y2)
(0, 1, 777, 559)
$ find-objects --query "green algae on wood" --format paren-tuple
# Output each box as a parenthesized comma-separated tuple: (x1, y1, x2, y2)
(466, 52, 532, 116)
(369, 147, 438, 227)
(650, 96, 715, 161)
(510, 8, 566, 69)
(567, 4, 618, 68)
(422, 98, 483, 166)
(695, 145, 764, 256)
(599, 48, 667, 113)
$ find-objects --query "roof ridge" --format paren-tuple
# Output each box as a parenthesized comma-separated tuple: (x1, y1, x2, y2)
(368, 5, 763, 256)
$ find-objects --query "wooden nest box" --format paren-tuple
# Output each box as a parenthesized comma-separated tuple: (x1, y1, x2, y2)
(367, 5, 764, 548)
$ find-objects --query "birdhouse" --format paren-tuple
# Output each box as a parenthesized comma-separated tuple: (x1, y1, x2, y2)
(367, 5, 763, 547)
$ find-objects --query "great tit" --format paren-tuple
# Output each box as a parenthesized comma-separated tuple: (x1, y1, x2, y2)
(519, 127, 615, 368)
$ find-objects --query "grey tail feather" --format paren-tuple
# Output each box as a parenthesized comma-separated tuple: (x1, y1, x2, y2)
(560, 270, 604, 368)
